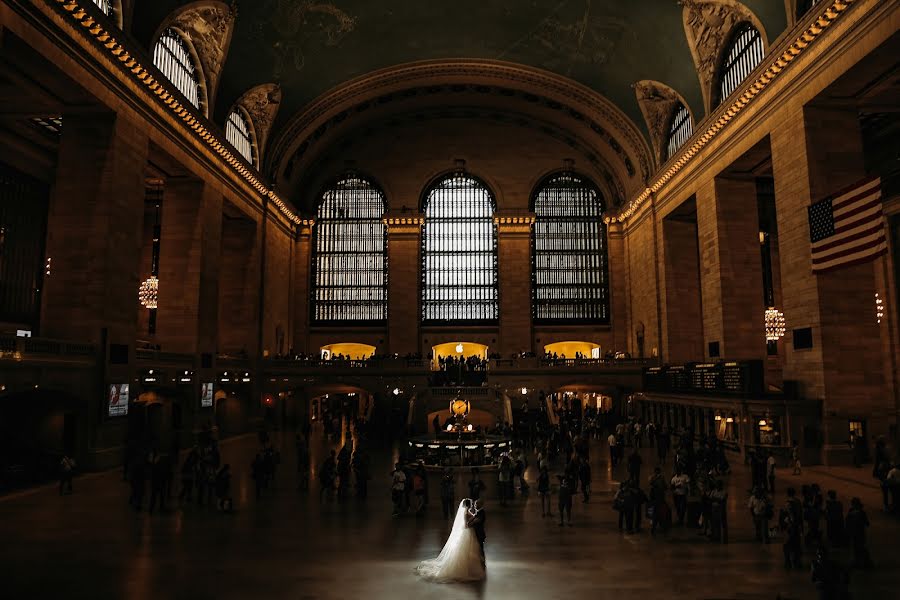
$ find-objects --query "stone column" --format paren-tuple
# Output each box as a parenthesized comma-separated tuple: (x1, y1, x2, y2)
(696, 177, 765, 360)
(771, 105, 886, 462)
(218, 212, 260, 357)
(495, 212, 535, 356)
(385, 214, 423, 355)
(292, 219, 313, 353)
(661, 215, 704, 363)
(156, 178, 223, 355)
(42, 113, 148, 347)
(607, 221, 629, 352)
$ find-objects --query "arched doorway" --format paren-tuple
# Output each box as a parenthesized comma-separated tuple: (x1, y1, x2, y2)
(542, 341, 601, 359)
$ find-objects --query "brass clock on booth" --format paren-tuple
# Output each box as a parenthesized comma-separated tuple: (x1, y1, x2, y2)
(450, 398, 470, 417)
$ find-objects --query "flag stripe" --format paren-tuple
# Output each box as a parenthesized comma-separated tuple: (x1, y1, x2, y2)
(813, 235, 886, 270)
(812, 222, 884, 254)
(833, 192, 882, 220)
(812, 241, 887, 273)
(808, 176, 884, 274)
(831, 176, 881, 206)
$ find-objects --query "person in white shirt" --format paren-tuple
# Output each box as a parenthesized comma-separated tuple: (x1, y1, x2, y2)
(670, 469, 690, 525)
(391, 463, 407, 516)
(608, 433, 618, 467)
(766, 452, 777, 494)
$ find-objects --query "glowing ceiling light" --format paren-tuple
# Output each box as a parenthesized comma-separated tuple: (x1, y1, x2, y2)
(138, 276, 159, 309)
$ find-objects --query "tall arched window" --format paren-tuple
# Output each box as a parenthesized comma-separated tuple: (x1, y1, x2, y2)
(153, 28, 201, 110)
(666, 103, 693, 160)
(225, 109, 255, 166)
(532, 172, 609, 323)
(312, 176, 387, 323)
(718, 24, 764, 106)
(422, 174, 498, 323)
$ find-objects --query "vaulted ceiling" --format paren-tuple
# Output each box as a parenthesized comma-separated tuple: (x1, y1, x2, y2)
(129, 0, 789, 209)
(133, 0, 785, 131)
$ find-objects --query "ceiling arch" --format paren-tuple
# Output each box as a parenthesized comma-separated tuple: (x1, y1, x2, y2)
(268, 59, 654, 200)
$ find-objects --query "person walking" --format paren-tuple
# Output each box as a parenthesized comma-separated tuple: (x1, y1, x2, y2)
(845, 497, 873, 568)
(215, 464, 232, 512)
(708, 479, 728, 543)
(319, 450, 336, 502)
(792, 443, 802, 475)
(627, 449, 643, 484)
(748, 486, 771, 544)
(781, 491, 804, 570)
(59, 454, 76, 496)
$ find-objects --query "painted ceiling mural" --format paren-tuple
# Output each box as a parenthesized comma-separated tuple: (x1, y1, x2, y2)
(132, 0, 787, 151)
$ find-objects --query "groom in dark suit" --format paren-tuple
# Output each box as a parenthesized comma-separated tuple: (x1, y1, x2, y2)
(469, 498, 487, 566)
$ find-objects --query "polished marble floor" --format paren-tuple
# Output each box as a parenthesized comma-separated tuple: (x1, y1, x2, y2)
(1, 429, 898, 600)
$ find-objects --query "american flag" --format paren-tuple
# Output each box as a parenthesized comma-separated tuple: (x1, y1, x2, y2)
(808, 176, 885, 274)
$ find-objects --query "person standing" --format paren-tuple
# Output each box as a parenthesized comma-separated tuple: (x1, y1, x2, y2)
(578, 458, 592, 503)
(657, 427, 670, 463)
(179, 447, 198, 503)
(708, 479, 728, 543)
(670, 469, 690, 526)
(391, 462, 407, 516)
(319, 450, 336, 502)
(607, 432, 618, 467)
(781, 491, 804, 570)
(766, 452, 777, 494)
(627, 450, 643, 484)
(497, 455, 512, 507)
(295, 434, 310, 492)
(557, 473, 573, 526)
(845, 497, 873, 568)
(439, 468, 455, 519)
(792, 442, 802, 475)
(148, 450, 167, 514)
(537, 466, 552, 517)
(748, 486, 771, 544)
(468, 468, 486, 502)
(215, 464, 232, 512)
(59, 454, 75, 496)
(648, 467, 669, 535)
(352, 446, 370, 500)
(824, 490, 845, 547)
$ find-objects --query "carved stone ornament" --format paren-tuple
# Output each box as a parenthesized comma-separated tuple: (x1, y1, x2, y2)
(236, 83, 283, 164)
(633, 80, 687, 167)
(680, 0, 762, 113)
(169, 1, 236, 108)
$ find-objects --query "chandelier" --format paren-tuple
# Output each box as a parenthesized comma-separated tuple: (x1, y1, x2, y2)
(138, 276, 159, 309)
(876, 293, 884, 324)
(765, 307, 785, 341)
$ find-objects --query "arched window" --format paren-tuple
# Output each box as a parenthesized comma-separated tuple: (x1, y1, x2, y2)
(666, 103, 693, 160)
(718, 24, 764, 106)
(422, 174, 498, 323)
(225, 109, 255, 166)
(312, 176, 387, 323)
(153, 28, 201, 110)
(532, 172, 609, 323)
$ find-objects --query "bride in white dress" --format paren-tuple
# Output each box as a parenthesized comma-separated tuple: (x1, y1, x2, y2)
(415, 499, 486, 582)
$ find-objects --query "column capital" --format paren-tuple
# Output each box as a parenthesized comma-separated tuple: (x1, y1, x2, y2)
(494, 210, 535, 234)
(297, 218, 315, 237)
(383, 212, 424, 234)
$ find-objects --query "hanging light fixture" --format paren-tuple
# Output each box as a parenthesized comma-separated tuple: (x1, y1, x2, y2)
(138, 276, 159, 309)
(876, 293, 884, 324)
(765, 307, 785, 341)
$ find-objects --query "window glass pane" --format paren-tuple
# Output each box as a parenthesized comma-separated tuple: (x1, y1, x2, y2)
(153, 29, 200, 110)
(312, 176, 387, 323)
(532, 172, 609, 323)
(225, 110, 254, 164)
(666, 103, 693, 160)
(422, 174, 498, 322)
(719, 25, 764, 105)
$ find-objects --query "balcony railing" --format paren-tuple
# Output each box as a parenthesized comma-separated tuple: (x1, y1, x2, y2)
(0, 335, 96, 361)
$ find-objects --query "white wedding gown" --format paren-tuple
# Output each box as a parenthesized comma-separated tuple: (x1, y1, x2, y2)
(415, 500, 486, 583)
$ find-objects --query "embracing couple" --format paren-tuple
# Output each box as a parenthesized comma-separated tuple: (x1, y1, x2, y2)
(416, 498, 487, 583)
